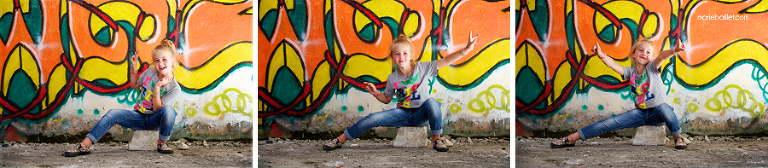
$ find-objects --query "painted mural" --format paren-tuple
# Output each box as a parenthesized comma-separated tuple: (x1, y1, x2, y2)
(258, 0, 511, 139)
(0, 0, 253, 142)
(516, 0, 768, 137)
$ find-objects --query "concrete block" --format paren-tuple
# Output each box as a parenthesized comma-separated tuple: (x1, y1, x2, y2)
(632, 125, 666, 146)
(128, 130, 159, 151)
(393, 127, 429, 148)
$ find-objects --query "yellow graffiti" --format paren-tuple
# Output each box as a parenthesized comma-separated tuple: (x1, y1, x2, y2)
(596, 1, 659, 39)
(675, 40, 768, 87)
(343, 54, 391, 86)
(3, 45, 40, 96)
(265, 40, 305, 97)
(437, 39, 511, 87)
(51, 116, 65, 122)
(0, 1, 12, 14)
(705, 84, 764, 118)
(317, 113, 329, 120)
(743, 0, 768, 13)
(185, 106, 197, 117)
(468, 85, 510, 113)
(175, 42, 253, 90)
(185, 88, 252, 117)
(687, 103, 699, 113)
(449, 103, 461, 114)
(203, 88, 252, 117)
(79, 58, 129, 88)
(89, 1, 157, 43)
(354, 0, 420, 37)
(515, 41, 546, 89)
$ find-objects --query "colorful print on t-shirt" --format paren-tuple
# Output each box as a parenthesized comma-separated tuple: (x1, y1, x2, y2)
(394, 72, 421, 108)
(630, 72, 655, 109)
(134, 76, 167, 113)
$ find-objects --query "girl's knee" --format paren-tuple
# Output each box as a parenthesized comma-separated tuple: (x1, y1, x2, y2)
(158, 106, 177, 116)
(365, 112, 385, 121)
(103, 109, 126, 118)
(657, 103, 673, 112)
(424, 98, 440, 106)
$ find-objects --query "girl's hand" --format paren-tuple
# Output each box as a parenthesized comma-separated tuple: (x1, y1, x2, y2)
(131, 51, 139, 73)
(462, 31, 479, 55)
(592, 42, 605, 58)
(155, 77, 172, 90)
(674, 39, 686, 54)
(363, 82, 379, 95)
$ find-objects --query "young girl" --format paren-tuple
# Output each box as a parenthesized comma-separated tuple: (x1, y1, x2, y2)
(323, 33, 479, 152)
(64, 40, 182, 157)
(550, 39, 688, 149)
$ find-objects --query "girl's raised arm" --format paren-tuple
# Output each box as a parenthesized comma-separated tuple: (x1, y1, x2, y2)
(129, 51, 141, 89)
(436, 32, 479, 69)
(654, 39, 685, 69)
(593, 42, 625, 76)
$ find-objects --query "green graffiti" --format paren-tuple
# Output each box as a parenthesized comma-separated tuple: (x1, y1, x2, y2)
(271, 67, 304, 110)
(117, 89, 139, 105)
(750, 65, 768, 104)
(597, 105, 604, 111)
(468, 85, 510, 113)
(515, 67, 543, 105)
(581, 105, 588, 111)
(357, 105, 364, 112)
(8, 71, 36, 108)
(93, 109, 99, 115)
(77, 109, 83, 116)
(341, 106, 348, 112)
(704, 84, 764, 118)
(428, 77, 435, 95)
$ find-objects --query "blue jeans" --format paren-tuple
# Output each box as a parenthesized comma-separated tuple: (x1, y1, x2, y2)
(577, 103, 681, 140)
(86, 106, 177, 143)
(344, 98, 443, 140)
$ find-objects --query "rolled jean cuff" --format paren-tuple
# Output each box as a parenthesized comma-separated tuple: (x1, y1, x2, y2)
(343, 129, 354, 141)
(86, 134, 99, 143)
(577, 129, 586, 141)
(670, 129, 682, 137)
(159, 134, 171, 141)
(431, 129, 442, 136)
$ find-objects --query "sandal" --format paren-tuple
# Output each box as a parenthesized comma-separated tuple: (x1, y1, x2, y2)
(323, 138, 342, 151)
(674, 137, 687, 149)
(550, 137, 576, 148)
(64, 143, 91, 157)
(433, 139, 449, 152)
(157, 143, 174, 154)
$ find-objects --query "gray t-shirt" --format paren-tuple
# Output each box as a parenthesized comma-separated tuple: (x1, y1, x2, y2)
(384, 61, 438, 108)
(134, 68, 181, 114)
(622, 60, 665, 109)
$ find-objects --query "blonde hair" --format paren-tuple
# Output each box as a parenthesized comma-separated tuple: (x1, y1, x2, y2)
(152, 39, 178, 74)
(627, 39, 655, 67)
(388, 35, 417, 70)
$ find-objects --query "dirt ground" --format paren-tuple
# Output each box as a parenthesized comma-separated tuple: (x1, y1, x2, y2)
(257, 137, 511, 167)
(0, 140, 252, 167)
(516, 136, 768, 167)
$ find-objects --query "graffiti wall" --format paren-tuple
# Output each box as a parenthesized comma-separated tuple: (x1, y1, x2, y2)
(258, 0, 511, 139)
(0, 0, 253, 142)
(516, 0, 768, 137)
